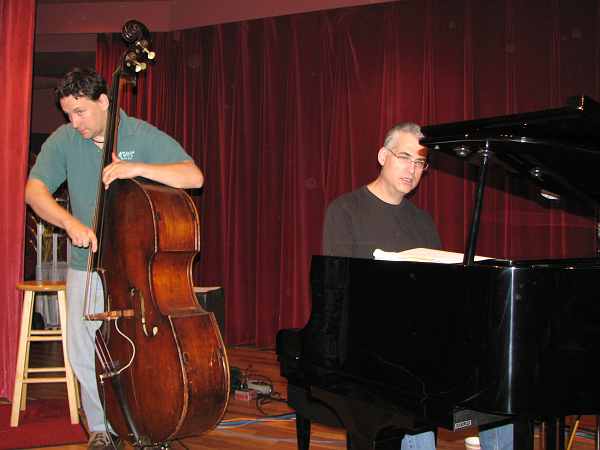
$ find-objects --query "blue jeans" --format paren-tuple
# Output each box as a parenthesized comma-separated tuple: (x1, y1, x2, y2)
(397, 423, 512, 450)
(66, 269, 111, 433)
(480, 423, 513, 450)
(400, 431, 435, 450)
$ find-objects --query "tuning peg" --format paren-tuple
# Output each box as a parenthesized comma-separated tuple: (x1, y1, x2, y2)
(143, 48, 156, 60)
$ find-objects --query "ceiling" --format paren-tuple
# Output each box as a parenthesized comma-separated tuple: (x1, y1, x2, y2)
(34, 52, 95, 78)
(31, 0, 397, 132)
(38, 0, 168, 2)
(33, 0, 397, 80)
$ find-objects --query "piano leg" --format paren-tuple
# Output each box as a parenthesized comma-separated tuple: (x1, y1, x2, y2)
(596, 415, 600, 450)
(347, 431, 416, 450)
(542, 417, 568, 450)
(296, 413, 311, 450)
(346, 431, 374, 450)
(514, 418, 534, 450)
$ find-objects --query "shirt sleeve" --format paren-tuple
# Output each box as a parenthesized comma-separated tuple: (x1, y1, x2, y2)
(28, 133, 67, 194)
(420, 210, 442, 250)
(322, 199, 355, 257)
(137, 121, 193, 164)
(429, 225, 442, 250)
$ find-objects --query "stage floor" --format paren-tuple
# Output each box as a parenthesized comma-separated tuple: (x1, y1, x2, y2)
(2, 343, 596, 450)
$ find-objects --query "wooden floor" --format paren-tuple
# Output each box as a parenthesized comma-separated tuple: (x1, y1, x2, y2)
(3, 342, 597, 450)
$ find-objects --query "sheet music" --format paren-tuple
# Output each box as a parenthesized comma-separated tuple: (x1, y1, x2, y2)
(373, 248, 492, 264)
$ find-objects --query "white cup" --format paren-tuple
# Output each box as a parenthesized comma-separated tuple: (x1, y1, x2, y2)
(465, 436, 481, 450)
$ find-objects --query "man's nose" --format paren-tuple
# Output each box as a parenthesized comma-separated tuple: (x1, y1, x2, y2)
(70, 115, 81, 128)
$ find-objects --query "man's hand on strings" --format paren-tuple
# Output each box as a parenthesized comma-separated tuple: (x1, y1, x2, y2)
(64, 217, 98, 252)
(102, 152, 144, 189)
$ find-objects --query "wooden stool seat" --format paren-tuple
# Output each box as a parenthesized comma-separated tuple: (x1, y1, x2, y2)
(11, 280, 79, 427)
(16, 280, 67, 292)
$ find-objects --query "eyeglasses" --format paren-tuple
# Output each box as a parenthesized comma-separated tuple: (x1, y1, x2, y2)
(385, 147, 429, 171)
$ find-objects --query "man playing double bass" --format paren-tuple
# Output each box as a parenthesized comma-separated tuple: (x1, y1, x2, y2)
(25, 68, 204, 450)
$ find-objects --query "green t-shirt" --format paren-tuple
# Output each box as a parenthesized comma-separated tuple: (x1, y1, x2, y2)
(29, 110, 193, 270)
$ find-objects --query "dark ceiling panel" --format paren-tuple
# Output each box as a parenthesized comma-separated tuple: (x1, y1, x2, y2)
(38, 0, 164, 2)
(34, 51, 96, 78)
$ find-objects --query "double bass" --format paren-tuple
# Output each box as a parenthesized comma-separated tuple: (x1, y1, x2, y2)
(85, 21, 230, 448)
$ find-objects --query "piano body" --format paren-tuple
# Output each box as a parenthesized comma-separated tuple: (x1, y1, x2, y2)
(276, 96, 600, 449)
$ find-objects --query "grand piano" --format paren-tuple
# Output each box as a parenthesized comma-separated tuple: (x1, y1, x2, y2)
(276, 95, 600, 450)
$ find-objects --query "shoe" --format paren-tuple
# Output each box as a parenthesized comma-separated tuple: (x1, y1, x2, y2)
(87, 431, 123, 450)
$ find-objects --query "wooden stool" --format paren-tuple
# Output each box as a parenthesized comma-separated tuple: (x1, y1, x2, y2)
(11, 280, 79, 426)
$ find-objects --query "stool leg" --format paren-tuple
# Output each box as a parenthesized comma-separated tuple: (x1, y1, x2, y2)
(57, 290, 80, 424)
(20, 295, 34, 411)
(11, 291, 35, 427)
(75, 377, 81, 409)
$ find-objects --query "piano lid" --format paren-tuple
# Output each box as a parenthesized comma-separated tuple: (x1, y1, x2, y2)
(421, 95, 600, 206)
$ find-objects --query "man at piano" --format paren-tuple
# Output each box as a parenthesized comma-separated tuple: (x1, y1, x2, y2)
(322, 122, 512, 450)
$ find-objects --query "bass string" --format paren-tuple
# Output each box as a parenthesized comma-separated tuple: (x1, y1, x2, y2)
(82, 70, 127, 376)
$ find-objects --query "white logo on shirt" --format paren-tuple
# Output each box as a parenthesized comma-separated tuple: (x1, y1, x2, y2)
(118, 150, 135, 160)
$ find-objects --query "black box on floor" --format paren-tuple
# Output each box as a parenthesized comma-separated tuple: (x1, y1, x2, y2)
(194, 286, 225, 339)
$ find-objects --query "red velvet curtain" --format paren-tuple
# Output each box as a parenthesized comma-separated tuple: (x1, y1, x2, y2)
(97, 0, 599, 347)
(0, 0, 36, 399)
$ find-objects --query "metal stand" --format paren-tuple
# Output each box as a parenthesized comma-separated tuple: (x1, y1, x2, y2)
(463, 142, 492, 265)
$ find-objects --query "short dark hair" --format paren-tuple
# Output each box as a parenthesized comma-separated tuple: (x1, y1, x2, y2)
(55, 68, 107, 105)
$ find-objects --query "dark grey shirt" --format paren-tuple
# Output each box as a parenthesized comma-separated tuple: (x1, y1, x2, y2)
(323, 186, 441, 258)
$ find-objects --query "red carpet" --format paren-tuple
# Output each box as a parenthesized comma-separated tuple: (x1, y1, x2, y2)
(0, 399, 87, 449)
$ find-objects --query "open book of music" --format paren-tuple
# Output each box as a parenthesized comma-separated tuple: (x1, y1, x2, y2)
(373, 248, 492, 264)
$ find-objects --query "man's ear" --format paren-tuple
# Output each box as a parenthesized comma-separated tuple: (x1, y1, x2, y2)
(98, 93, 110, 111)
(377, 147, 388, 167)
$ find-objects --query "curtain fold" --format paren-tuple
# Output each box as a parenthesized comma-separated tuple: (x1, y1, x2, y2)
(96, 0, 598, 347)
(0, 0, 36, 399)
